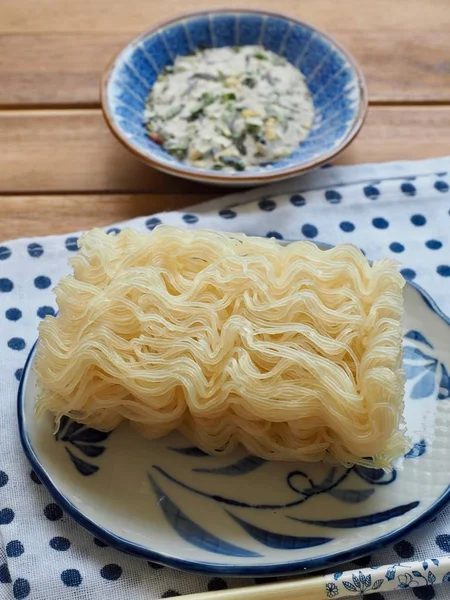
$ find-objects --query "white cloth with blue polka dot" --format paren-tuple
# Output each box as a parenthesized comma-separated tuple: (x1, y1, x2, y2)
(0, 156, 449, 599)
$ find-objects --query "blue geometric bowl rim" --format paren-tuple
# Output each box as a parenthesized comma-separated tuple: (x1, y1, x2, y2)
(17, 274, 450, 576)
(101, 8, 369, 184)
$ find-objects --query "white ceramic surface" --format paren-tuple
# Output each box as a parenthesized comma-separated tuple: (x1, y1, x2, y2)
(18, 280, 450, 576)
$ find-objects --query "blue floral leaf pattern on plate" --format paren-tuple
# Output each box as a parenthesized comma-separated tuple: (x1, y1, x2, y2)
(438, 363, 450, 400)
(227, 512, 332, 549)
(316, 468, 336, 490)
(423, 561, 428, 570)
(70, 428, 111, 443)
(404, 330, 434, 349)
(352, 573, 359, 588)
(411, 369, 436, 399)
(55, 415, 69, 440)
(59, 415, 69, 429)
(372, 579, 383, 590)
(403, 346, 436, 362)
(148, 475, 261, 557)
(154, 464, 340, 510)
(442, 572, 450, 582)
(364, 573, 371, 587)
(405, 440, 426, 459)
(355, 466, 384, 481)
(169, 446, 209, 457)
(333, 572, 343, 580)
(404, 363, 436, 380)
(289, 501, 419, 528)
(71, 441, 106, 458)
(194, 455, 266, 475)
(65, 448, 99, 476)
(328, 488, 374, 503)
(412, 570, 422, 577)
(431, 559, 440, 567)
(428, 571, 436, 585)
(62, 421, 85, 440)
(353, 466, 396, 485)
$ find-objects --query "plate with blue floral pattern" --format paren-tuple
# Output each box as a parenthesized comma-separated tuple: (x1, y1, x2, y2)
(18, 277, 450, 576)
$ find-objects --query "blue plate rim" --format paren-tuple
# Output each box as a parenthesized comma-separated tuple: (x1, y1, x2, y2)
(100, 8, 368, 185)
(17, 277, 450, 576)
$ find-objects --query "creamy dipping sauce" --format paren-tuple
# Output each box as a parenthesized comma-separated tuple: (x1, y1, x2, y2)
(144, 45, 315, 171)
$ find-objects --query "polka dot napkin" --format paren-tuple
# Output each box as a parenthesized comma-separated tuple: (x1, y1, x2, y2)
(1, 156, 449, 600)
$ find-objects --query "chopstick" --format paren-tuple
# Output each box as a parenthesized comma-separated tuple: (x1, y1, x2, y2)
(179, 557, 450, 599)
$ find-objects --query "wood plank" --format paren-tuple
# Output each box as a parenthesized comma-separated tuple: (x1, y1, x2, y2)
(0, 34, 126, 107)
(0, 194, 214, 241)
(0, 106, 449, 194)
(335, 32, 450, 103)
(0, 108, 219, 194)
(2, 0, 449, 33)
(1, 32, 450, 106)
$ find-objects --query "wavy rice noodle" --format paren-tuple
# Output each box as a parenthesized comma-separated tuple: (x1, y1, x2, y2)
(35, 226, 407, 467)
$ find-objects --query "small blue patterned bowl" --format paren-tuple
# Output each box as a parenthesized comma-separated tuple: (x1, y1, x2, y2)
(101, 10, 368, 186)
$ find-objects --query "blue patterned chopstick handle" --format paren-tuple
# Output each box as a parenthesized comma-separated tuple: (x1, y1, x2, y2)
(323, 557, 450, 598)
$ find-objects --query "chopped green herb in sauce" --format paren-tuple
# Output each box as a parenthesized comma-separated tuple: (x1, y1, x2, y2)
(144, 45, 315, 171)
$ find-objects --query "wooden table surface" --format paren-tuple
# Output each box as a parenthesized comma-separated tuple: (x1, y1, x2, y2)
(2, 0, 450, 241)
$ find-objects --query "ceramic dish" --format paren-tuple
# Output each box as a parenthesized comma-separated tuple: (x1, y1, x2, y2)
(101, 9, 367, 186)
(18, 253, 450, 576)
